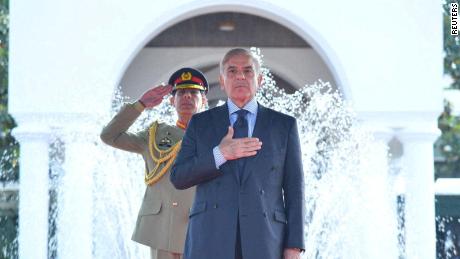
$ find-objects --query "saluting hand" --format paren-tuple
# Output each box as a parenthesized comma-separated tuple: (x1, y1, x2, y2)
(218, 126, 262, 160)
(138, 84, 173, 109)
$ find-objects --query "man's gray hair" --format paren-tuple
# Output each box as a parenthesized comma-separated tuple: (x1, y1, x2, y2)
(219, 48, 261, 75)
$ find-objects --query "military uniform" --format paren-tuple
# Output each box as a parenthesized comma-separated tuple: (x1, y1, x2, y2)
(100, 67, 208, 259)
(101, 104, 194, 259)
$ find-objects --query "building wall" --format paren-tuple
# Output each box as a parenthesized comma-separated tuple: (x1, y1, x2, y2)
(9, 0, 443, 120)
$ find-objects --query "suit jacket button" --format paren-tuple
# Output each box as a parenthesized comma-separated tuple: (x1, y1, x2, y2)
(213, 204, 218, 209)
(172, 202, 178, 207)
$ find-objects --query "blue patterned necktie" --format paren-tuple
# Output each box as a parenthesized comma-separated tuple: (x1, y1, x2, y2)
(233, 109, 249, 180)
(233, 109, 249, 138)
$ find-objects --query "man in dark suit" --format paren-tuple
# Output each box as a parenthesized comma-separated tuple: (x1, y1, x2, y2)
(170, 48, 305, 259)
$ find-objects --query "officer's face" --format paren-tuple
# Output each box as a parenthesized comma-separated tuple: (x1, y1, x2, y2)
(219, 54, 262, 106)
(170, 89, 206, 116)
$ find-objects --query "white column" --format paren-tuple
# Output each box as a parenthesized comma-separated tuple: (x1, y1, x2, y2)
(360, 125, 401, 258)
(57, 126, 96, 259)
(398, 129, 439, 259)
(13, 127, 51, 259)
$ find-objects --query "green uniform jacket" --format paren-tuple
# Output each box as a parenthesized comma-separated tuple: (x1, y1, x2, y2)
(100, 104, 195, 253)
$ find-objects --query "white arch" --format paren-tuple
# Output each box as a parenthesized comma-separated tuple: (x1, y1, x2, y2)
(111, 0, 352, 101)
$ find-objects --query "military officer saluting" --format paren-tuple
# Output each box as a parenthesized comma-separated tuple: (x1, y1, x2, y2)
(100, 68, 208, 259)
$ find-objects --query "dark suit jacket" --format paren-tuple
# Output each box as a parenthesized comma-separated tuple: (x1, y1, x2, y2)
(170, 103, 305, 259)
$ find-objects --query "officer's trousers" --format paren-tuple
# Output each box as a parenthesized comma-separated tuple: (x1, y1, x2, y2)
(150, 248, 182, 259)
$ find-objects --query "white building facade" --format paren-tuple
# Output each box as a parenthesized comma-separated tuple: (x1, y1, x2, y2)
(9, 0, 443, 258)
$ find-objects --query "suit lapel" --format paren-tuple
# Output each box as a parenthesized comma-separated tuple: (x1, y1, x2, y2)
(211, 103, 230, 139)
(210, 103, 240, 184)
(241, 103, 272, 185)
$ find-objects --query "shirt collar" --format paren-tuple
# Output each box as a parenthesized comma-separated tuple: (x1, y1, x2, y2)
(227, 98, 258, 115)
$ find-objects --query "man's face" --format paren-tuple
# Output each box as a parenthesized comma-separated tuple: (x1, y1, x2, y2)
(219, 54, 262, 105)
(170, 89, 206, 117)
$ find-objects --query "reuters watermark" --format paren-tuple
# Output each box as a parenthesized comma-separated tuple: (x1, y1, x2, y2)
(452, 3, 459, 35)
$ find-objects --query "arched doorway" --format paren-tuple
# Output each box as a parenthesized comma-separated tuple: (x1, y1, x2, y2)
(119, 12, 339, 107)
